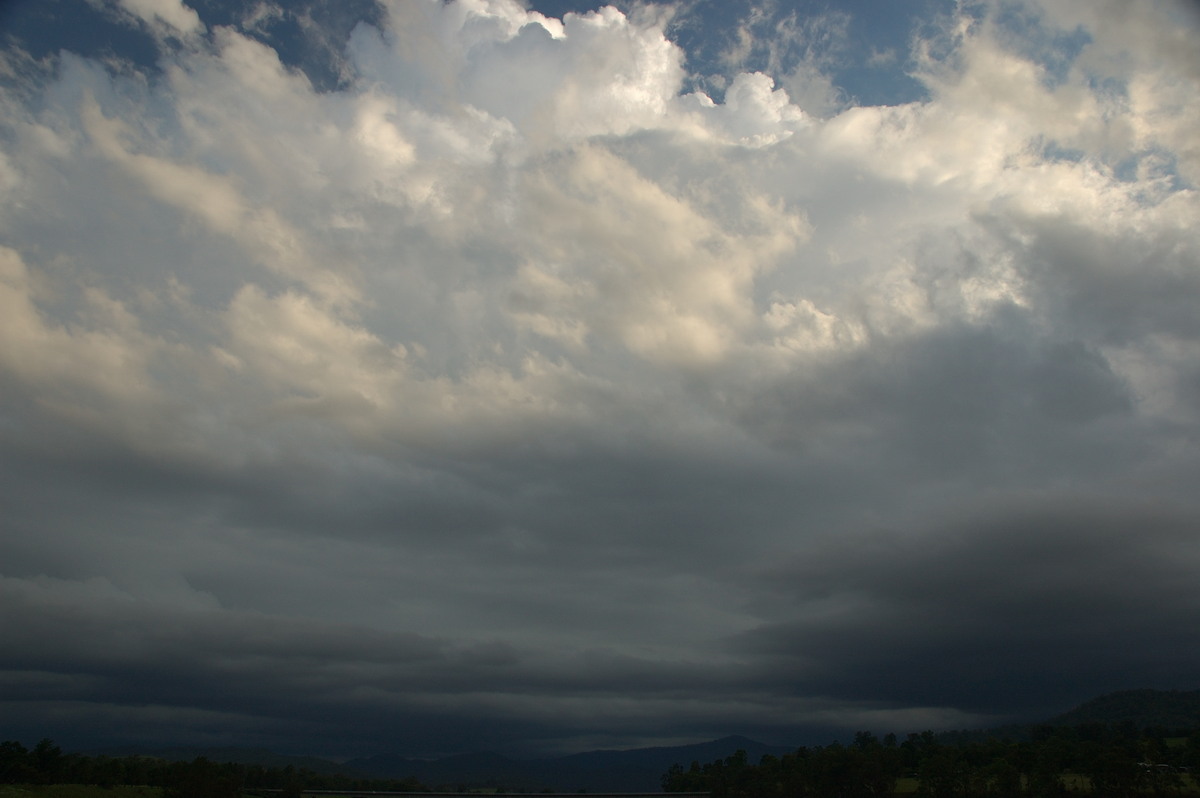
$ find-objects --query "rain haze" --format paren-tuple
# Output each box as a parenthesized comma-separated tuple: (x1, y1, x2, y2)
(1, 0, 1199, 760)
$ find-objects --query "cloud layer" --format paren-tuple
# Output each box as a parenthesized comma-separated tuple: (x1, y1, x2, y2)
(1, 0, 1199, 757)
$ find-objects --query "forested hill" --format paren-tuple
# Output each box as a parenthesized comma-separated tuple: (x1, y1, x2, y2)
(1047, 689, 1200, 730)
(932, 689, 1200, 747)
(659, 690, 1200, 798)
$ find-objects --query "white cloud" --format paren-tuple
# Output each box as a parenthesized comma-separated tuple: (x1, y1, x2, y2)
(701, 71, 807, 146)
(223, 285, 408, 412)
(513, 144, 807, 365)
(0, 246, 162, 412)
(1, 0, 1193, 515)
(114, 0, 205, 38)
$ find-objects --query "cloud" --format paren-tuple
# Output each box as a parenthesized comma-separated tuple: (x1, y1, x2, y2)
(0, 0, 1198, 757)
(739, 497, 1200, 717)
(114, 0, 205, 38)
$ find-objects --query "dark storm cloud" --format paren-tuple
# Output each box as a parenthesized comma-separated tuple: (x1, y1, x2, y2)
(738, 316, 1140, 491)
(980, 210, 1200, 346)
(738, 499, 1200, 718)
(0, 572, 798, 755)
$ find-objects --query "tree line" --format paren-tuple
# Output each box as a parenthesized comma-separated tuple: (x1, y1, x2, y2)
(662, 725, 1200, 798)
(0, 738, 429, 797)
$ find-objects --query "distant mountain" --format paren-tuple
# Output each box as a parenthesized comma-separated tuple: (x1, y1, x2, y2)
(537, 735, 796, 792)
(346, 735, 795, 792)
(1047, 689, 1200, 730)
(84, 736, 791, 792)
(935, 689, 1200, 746)
(345, 751, 531, 791)
(87, 746, 354, 776)
(83, 691, 1200, 793)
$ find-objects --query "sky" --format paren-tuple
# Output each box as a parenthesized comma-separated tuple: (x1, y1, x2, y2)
(1, 0, 1199, 760)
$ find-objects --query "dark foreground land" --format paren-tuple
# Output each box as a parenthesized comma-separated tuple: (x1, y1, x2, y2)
(661, 725, 1200, 798)
(6, 690, 1200, 798)
(5, 723, 1200, 798)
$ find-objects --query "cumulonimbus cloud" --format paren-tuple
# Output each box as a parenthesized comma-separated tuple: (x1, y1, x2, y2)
(0, 0, 1198, 756)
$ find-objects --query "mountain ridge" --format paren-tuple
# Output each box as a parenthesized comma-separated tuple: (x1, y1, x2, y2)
(1047, 689, 1200, 729)
(343, 735, 795, 792)
(84, 746, 355, 776)
(85, 689, 1200, 792)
